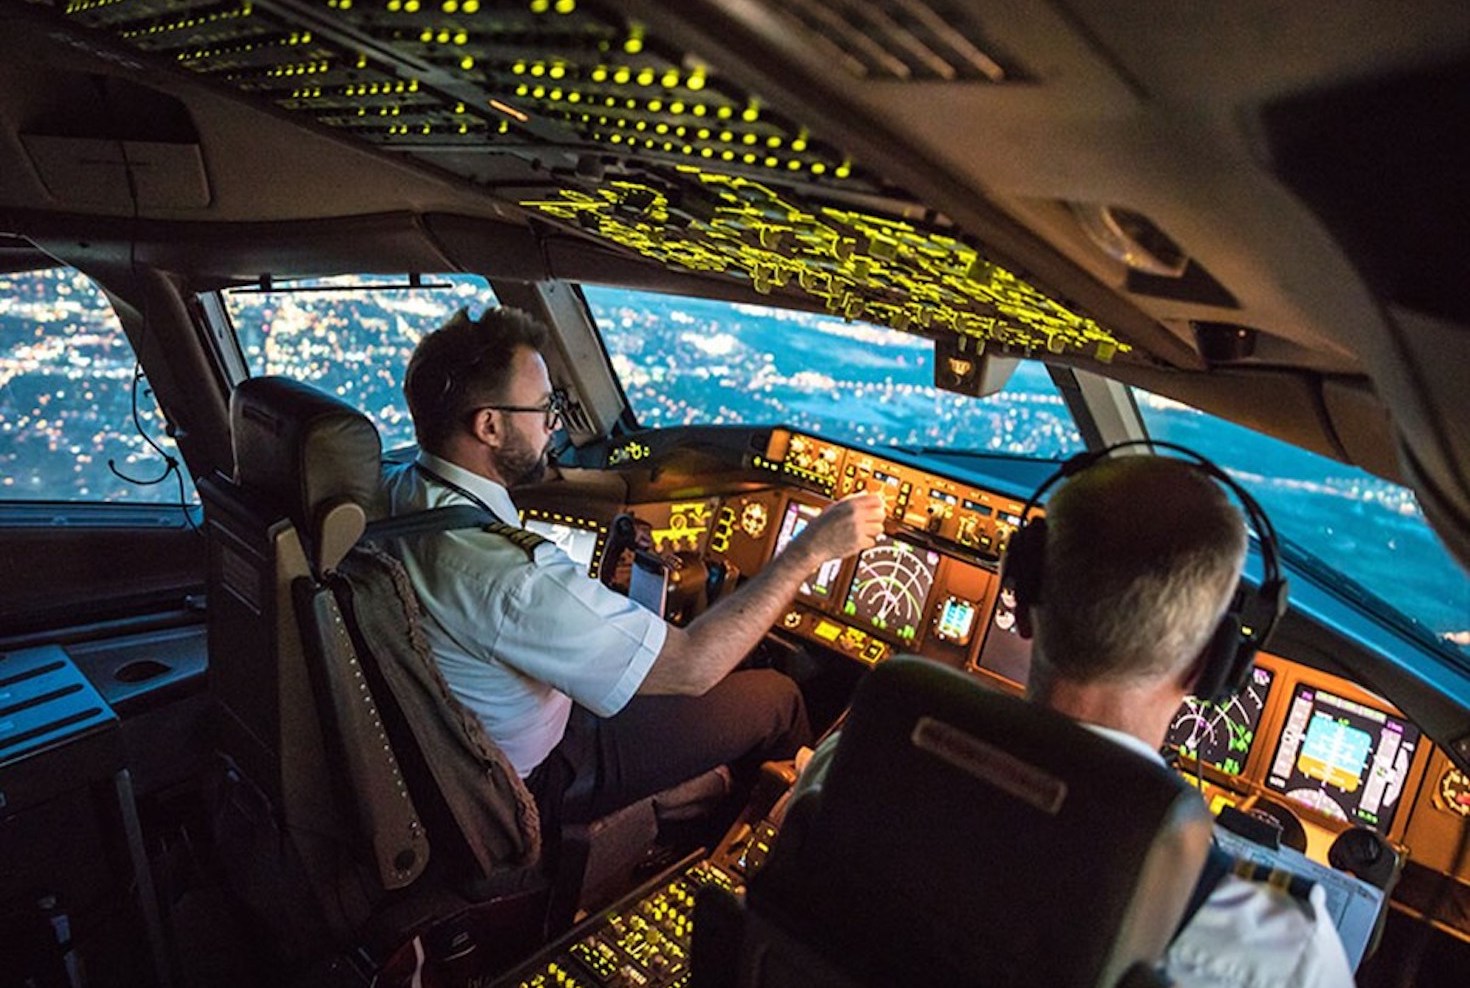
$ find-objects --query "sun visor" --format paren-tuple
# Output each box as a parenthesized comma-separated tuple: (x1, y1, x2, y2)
(21, 136, 211, 211)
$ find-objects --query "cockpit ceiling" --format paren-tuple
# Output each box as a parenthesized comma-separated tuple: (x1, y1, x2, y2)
(39, 0, 1128, 361)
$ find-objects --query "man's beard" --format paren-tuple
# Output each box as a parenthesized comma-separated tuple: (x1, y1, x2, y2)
(495, 431, 550, 487)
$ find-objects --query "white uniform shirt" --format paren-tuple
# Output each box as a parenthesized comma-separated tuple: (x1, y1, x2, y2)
(1086, 724, 1355, 988)
(379, 452, 666, 777)
(792, 725, 1355, 988)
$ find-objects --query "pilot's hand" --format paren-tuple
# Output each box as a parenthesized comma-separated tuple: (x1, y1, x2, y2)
(794, 492, 884, 561)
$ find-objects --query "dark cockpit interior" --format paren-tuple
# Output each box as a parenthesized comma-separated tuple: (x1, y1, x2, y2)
(2, 1, 1469, 986)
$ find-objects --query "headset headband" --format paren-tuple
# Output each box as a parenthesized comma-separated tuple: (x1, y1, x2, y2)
(1004, 439, 1289, 703)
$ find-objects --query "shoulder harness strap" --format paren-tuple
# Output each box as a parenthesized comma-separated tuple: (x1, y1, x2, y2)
(362, 505, 551, 562)
(1173, 843, 1235, 943)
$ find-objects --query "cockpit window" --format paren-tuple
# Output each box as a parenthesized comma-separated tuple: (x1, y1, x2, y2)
(1134, 388, 1470, 660)
(0, 266, 193, 505)
(584, 285, 1085, 459)
(224, 274, 498, 451)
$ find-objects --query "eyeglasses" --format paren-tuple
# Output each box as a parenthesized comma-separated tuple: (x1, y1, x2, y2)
(471, 392, 566, 430)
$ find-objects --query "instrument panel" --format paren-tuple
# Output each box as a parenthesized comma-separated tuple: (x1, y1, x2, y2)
(970, 625, 1436, 849)
(531, 425, 1468, 899)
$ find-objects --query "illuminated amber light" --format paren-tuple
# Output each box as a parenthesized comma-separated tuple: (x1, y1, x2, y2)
(489, 98, 529, 122)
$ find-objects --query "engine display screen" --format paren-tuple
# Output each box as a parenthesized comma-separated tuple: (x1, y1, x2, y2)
(1266, 685, 1420, 832)
(841, 536, 940, 642)
(522, 518, 600, 569)
(932, 595, 979, 646)
(774, 500, 842, 598)
(975, 585, 1035, 686)
(1165, 665, 1275, 776)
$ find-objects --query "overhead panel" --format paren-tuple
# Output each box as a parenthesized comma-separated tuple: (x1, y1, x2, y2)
(41, 0, 1129, 361)
(522, 168, 1122, 359)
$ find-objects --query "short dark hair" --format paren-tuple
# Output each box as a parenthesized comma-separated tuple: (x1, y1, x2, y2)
(1033, 456, 1246, 684)
(403, 306, 550, 454)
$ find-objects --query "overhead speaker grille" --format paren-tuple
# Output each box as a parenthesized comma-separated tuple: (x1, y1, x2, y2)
(757, 0, 1023, 82)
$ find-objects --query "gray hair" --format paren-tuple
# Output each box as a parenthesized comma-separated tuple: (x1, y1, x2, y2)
(1031, 456, 1247, 684)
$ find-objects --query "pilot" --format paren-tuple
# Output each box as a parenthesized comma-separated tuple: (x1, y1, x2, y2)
(796, 455, 1355, 986)
(379, 305, 885, 833)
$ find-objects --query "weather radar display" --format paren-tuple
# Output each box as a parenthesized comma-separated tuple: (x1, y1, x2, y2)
(842, 536, 940, 641)
(1165, 666, 1275, 776)
(1266, 685, 1420, 833)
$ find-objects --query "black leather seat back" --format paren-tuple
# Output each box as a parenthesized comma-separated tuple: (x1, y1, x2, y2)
(721, 657, 1212, 988)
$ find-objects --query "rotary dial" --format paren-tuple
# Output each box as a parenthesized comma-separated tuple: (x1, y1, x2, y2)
(1438, 767, 1470, 817)
(741, 501, 769, 539)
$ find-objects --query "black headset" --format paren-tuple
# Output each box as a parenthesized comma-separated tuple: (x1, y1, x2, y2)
(1000, 440, 1289, 704)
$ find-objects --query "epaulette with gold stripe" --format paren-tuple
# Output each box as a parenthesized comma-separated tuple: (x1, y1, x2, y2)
(1232, 858, 1316, 903)
(482, 521, 550, 560)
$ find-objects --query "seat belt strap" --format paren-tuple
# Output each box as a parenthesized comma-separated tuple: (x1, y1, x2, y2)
(1173, 843, 1234, 942)
(361, 505, 500, 542)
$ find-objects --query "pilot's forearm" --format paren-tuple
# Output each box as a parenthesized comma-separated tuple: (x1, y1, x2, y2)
(637, 540, 826, 695)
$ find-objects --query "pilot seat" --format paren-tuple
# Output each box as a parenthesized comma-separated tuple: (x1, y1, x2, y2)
(694, 657, 1216, 988)
(198, 376, 728, 979)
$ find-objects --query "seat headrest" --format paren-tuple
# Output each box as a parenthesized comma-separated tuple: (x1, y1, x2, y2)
(231, 376, 382, 571)
(753, 657, 1212, 988)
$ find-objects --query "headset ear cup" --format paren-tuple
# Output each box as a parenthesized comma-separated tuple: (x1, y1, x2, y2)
(1003, 518, 1047, 614)
(1192, 614, 1241, 704)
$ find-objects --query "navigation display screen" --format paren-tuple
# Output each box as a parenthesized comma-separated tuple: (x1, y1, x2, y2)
(774, 500, 842, 598)
(1266, 685, 1420, 832)
(841, 535, 940, 643)
(523, 518, 599, 569)
(1165, 665, 1275, 776)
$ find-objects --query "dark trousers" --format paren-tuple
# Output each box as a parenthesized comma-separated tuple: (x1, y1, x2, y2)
(527, 668, 811, 827)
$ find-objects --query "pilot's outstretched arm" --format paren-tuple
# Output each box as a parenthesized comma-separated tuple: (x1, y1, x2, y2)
(639, 493, 884, 696)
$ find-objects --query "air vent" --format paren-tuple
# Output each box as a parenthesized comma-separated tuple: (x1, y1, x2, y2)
(560, 391, 595, 434)
(758, 0, 1023, 82)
